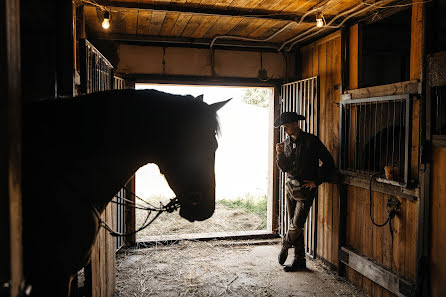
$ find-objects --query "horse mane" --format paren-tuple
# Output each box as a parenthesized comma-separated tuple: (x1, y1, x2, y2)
(81, 89, 221, 135)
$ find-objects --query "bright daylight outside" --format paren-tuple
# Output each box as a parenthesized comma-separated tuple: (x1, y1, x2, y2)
(134, 84, 273, 241)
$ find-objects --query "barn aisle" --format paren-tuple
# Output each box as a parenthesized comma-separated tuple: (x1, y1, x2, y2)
(115, 240, 365, 297)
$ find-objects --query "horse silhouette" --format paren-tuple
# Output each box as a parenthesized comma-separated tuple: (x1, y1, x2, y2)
(21, 89, 229, 296)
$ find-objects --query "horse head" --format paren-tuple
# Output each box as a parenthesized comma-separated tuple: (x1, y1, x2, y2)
(155, 96, 230, 222)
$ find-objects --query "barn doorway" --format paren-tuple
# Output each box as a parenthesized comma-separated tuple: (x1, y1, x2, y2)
(134, 84, 274, 242)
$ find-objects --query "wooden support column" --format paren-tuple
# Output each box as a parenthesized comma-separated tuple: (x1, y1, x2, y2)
(410, 2, 428, 297)
(268, 85, 281, 232)
(348, 24, 362, 90)
(0, 0, 24, 296)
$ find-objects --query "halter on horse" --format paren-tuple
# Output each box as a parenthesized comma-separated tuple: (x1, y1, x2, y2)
(21, 89, 229, 296)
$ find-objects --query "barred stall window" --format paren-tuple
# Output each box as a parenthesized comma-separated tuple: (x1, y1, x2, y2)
(340, 94, 412, 187)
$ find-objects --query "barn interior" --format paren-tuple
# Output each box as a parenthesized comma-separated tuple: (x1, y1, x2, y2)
(2, 0, 446, 297)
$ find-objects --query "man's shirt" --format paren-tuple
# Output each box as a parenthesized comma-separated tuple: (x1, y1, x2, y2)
(276, 131, 335, 186)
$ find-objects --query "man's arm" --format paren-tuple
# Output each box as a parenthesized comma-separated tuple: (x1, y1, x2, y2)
(276, 142, 294, 172)
(314, 137, 336, 186)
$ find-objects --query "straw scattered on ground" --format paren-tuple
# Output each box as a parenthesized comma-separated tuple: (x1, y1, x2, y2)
(115, 240, 366, 297)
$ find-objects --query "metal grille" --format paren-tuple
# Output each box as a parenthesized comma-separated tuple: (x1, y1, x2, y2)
(114, 189, 126, 251)
(114, 76, 125, 90)
(339, 94, 411, 186)
(79, 39, 127, 251)
(432, 85, 446, 135)
(79, 39, 113, 94)
(278, 76, 319, 258)
(113, 75, 126, 251)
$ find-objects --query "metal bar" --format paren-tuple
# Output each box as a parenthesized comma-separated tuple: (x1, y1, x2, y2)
(404, 96, 411, 186)
(386, 101, 390, 168)
(340, 94, 410, 105)
(368, 102, 371, 172)
(392, 100, 396, 178)
(374, 101, 377, 173)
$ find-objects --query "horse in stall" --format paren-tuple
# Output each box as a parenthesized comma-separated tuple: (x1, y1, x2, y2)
(21, 89, 229, 296)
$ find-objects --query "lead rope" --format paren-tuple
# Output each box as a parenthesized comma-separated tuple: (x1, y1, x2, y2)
(369, 173, 397, 240)
(91, 188, 180, 237)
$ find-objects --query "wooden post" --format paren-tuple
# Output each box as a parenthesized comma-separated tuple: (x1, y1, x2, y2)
(268, 85, 281, 232)
(348, 24, 362, 90)
(0, 0, 24, 296)
(410, 2, 428, 297)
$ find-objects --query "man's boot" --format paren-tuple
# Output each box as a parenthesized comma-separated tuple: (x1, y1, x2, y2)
(278, 241, 291, 265)
(283, 247, 306, 272)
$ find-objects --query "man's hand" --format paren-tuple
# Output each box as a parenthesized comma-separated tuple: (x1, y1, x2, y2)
(276, 142, 285, 154)
(303, 180, 316, 190)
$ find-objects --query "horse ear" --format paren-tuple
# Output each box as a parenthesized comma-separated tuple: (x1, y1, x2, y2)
(210, 98, 231, 111)
(196, 94, 204, 101)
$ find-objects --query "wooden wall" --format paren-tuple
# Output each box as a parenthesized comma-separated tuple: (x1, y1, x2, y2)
(299, 11, 423, 295)
(1, 0, 24, 296)
(430, 147, 446, 296)
(89, 204, 116, 297)
(300, 31, 342, 266)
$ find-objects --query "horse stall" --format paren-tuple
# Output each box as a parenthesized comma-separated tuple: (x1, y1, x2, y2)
(3, 0, 446, 297)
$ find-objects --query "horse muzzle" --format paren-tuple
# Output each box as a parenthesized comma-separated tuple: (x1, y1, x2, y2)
(178, 192, 215, 222)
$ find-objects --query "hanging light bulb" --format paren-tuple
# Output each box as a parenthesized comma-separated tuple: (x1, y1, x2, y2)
(316, 11, 325, 27)
(102, 10, 110, 30)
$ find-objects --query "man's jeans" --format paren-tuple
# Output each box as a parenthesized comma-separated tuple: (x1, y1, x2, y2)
(284, 177, 315, 262)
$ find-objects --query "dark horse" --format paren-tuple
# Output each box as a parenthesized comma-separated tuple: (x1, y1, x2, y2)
(21, 89, 229, 296)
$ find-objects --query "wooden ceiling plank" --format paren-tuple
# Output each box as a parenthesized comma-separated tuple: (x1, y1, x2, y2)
(148, 10, 167, 35)
(180, 15, 205, 37)
(160, 12, 180, 35)
(229, 18, 267, 36)
(136, 10, 153, 35)
(248, 19, 281, 38)
(202, 16, 244, 38)
(213, 0, 236, 9)
(240, 0, 264, 10)
(268, 22, 313, 43)
(281, 0, 328, 14)
(192, 15, 219, 38)
(226, 0, 253, 10)
(170, 13, 193, 36)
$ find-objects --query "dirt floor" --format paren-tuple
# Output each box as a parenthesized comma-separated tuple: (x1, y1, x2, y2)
(115, 240, 367, 297)
(136, 203, 264, 241)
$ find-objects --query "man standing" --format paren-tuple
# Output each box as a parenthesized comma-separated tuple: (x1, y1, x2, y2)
(275, 112, 335, 272)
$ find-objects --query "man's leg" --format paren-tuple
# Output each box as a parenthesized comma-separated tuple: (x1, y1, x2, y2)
(283, 192, 314, 271)
(278, 181, 297, 265)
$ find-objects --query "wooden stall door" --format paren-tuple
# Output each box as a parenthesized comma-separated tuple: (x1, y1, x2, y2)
(428, 51, 446, 297)
(278, 77, 319, 258)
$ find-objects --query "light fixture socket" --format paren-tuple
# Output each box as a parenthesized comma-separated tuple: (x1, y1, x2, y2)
(316, 12, 324, 27)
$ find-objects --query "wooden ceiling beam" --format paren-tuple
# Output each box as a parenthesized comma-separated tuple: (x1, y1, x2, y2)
(86, 0, 330, 23)
(90, 32, 280, 51)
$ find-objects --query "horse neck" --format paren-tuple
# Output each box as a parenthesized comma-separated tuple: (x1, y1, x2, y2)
(84, 95, 169, 213)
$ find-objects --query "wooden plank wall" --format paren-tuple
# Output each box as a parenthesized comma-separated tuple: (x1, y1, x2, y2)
(300, 24, 421, 297)
(90, 204, 115, 297)
(300, 31, 341, 266)
(332, 5, 423, 296)
(0, 0, 24, 295)
(430, 147, 446, 296)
